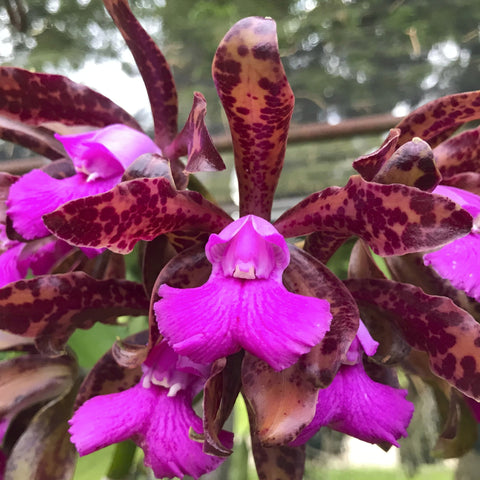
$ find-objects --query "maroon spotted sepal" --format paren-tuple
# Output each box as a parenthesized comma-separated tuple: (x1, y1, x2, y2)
(212, 17, 294, 220)
(0, 273, 149, 355)
(345, 278, 480, 400)
(274, 175, 472, 256)
(0, 67, 140, 130)
(43, 177, 232, 254)
(103, 0, 178, 148)
(395, 90, 480, 148)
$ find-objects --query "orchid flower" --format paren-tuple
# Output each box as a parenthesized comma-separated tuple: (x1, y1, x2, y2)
(155, 214, 333, 371)
(423, 185, 480, 301)
(291, 320, 414, 447)
(69, 340, 233, 480)
(6, 124, 161, 241)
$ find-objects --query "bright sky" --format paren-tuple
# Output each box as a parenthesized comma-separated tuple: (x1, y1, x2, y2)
(68, 59, 149, 118)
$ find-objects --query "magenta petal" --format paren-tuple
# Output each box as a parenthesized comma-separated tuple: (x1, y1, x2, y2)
(69, 384, 231, 479)
(7, 169, 121, 239)
(56, 124, 161, 174)
(156, 275, 332, 371)
(69, 385, 148, 456)
(424, 233, 480, 301)
(0, 242, 26, 287)
(291, 363, 413, 447)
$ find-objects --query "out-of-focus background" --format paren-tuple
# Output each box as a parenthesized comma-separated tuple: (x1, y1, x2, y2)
(2, 1, 480, 479)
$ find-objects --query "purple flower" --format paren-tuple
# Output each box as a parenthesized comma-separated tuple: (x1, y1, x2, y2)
(290, 321, 414, 447)
(0, 224, 71, 287)
(69, 340, 233, 479)
(6, 124, 161, 240)
(155, 214, 332, 371)
(424, 185, 480, 301)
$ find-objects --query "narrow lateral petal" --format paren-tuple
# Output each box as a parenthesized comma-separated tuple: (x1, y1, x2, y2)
(291, 363, 413, 447)
(104, 0, 178, 147)
(156, 275, 331, 371)
(7, 169, 122, 239)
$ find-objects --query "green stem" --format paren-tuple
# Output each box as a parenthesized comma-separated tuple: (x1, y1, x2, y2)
(106, 440, 136, 479)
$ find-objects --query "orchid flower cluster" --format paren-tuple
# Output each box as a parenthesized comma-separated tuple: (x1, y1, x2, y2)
(1, 1, 480, 479)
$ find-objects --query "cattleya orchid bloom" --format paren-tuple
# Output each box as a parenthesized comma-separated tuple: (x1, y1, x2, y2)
(291, 321, 414, 447)
(155, 215, 333, 371)
(6, 124, 161, 240)
(69, 340, 233, 479)
(423, 185, 480, 301)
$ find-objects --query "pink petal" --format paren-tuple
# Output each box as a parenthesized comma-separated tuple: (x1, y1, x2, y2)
(69, 384, 232, 479)
(291, 363, 413, 447)
(20, 238, 73, 276)
(0, 242, 26, 287)
(424, 233, 480, 301)
(156, 275, 332, 371)
(7, 169, 121, 239)
(56, 124, 162, 174)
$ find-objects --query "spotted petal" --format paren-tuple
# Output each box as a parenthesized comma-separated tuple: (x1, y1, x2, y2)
(0, 67, 140, 129)
(274, 175, 472, 256)
(44, 177, 232, 253)
(345, 278, 480, 400)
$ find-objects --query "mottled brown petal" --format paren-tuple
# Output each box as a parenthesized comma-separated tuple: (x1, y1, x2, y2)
(274, 175, 472, 256)
(348, 239, 387, 280)
(385, 253, 480, 323)
(434, 126, 480, 178)
(43, 177, 232, 254)
(142, 235, 177, 297)
(122, 153, 175, 184)
(0, 353, 77, 420)
(242, 353, 318, 446)
(250, 428, 305, 480)
(212, 17, 294, 220)
(0, 67, 140, 130)
(353, 128, 400, 181)
(442, 172, 480, 196)
(373, 138, 441, 191)
(164, 92, 225, 173)
(0, 173, 18, 223)
(5, 379, 79, 480)
(303, 230, 351, 265)
(203, 352, 242, 456)
(0, 116, 65, 160)
(76, 331, 147, 409)
(345, 278, 480, 400)
(285, 247, 359, 387)
(395, 90, 480, 148)
(0, 272, 149, 355)
(104, 0, 177, 147)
